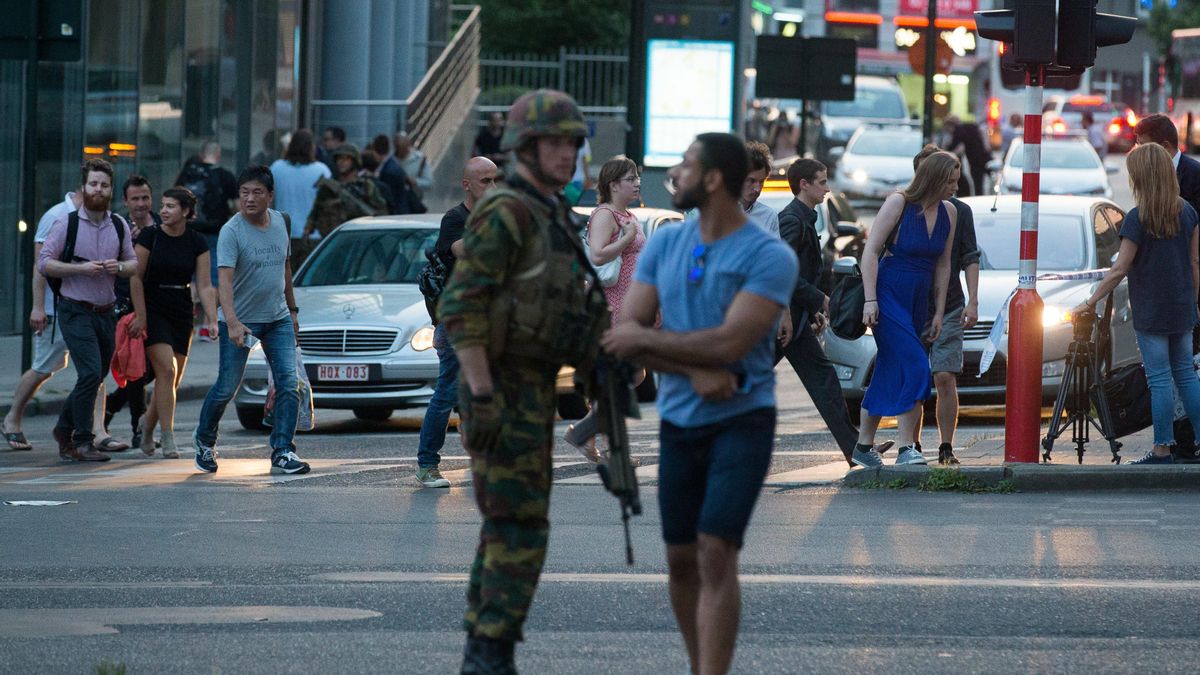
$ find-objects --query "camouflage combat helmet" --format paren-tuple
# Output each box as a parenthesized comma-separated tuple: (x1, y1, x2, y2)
(332, 143, 362, 168)
(500, 89, 587, 151)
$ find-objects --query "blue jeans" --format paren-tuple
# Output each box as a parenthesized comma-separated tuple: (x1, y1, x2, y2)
(1134, 330, 1200, 446)
(417, 324, 459, 467)
(195, 318, 299, 455)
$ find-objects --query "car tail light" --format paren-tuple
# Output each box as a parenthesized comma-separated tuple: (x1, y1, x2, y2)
(988, 98, 1001, 126)
(1108, 121, 1121, 135)
(1051, 119, 1066, 134)
(1126, 109, 1138, 127)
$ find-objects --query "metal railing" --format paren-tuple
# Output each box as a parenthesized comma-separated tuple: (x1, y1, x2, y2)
(308, 6, 481, 167)
(480, 47, 628, 117)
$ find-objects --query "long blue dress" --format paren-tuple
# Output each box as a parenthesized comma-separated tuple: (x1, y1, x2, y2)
(862, 201, 951, 417)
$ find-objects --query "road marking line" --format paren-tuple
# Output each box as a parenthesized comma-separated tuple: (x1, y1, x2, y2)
(310, 571, 1200, 591)
(0, 606, 382, 638)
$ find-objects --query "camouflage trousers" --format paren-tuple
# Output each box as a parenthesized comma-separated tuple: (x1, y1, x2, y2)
(460, 361, 558, 642)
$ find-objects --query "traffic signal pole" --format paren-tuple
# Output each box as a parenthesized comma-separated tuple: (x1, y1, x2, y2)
(1005, 65, 1047, 463)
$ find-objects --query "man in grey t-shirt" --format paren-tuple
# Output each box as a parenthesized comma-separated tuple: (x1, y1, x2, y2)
(193, 165, 309, 475)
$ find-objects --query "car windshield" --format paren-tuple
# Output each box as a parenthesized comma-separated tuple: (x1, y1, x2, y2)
(848, 132, 922, 157)
(974, 213, 1087, 271)
(297, 228, 439, 286)
(824, 89, 906, 119)
(1007, 142, 1100, 169)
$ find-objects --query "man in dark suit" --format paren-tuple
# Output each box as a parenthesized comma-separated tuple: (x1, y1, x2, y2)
(1135, 113, 1200, 462)
(776, 159, 890, 466)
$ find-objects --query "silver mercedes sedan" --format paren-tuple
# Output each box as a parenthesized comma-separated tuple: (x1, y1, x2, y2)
(821, 195, 1139, 421)
(233, 215, 443, 430)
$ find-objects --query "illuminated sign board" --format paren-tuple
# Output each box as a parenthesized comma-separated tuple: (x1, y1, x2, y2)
(643, 39, 734, 168)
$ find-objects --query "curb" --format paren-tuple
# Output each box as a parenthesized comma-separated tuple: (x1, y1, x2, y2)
(0, 384, 211, 421)
(840, 463, 1200, 491)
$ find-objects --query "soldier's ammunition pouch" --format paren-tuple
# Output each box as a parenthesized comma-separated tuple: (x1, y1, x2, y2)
(484, 191, 609, 369)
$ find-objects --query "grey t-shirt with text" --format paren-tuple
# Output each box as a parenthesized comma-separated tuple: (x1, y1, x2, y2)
(217, 209, 290, 324)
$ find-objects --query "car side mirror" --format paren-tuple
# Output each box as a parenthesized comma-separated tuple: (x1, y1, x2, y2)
(836, 221, 859, 237)
(832, 257, 859, 276)
(829, 147, 845, 162)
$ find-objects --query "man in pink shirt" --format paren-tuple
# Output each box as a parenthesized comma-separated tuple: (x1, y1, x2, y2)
(38, 159, 138, 461)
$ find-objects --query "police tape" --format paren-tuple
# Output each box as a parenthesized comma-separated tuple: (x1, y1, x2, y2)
(978, 269, 1110, 376)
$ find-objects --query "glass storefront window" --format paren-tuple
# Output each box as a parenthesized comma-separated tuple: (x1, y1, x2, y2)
(139, 0, 185, 201)
(86, 0, 140, 213)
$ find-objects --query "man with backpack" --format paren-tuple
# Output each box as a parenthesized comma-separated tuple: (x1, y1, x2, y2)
(175, 141, 238, 281)
(38, 159, 138, 462)
(414, 156, 496, 489)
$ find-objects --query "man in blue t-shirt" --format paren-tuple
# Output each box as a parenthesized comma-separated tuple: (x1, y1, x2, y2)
(602, 132, 798, 675)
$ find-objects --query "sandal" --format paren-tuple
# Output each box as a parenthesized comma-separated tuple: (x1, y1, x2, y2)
(564, 424, 603, 464)
(3, 429, 32, 451)
(96, 437, 130, 452)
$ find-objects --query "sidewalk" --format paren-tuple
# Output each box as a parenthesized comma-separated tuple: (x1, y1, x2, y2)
(0, 332, 219, 420)
(840, 424, 1200, 491)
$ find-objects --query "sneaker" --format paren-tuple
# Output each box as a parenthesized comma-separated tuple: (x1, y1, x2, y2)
(416, 466, 451, 488)
(851, 444, 884, 468)
(1128, 450, 1174, 465)
(938, 442, 960, 465)
(895, 445, 928, 465)
(1173, 445, 1200, 464)
(193, 434, 218, 473)
(270, 450, 310, 475)
(198, 327, 215, 342)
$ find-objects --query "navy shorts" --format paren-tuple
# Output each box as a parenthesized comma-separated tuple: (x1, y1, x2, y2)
(658, 407, 776, 549)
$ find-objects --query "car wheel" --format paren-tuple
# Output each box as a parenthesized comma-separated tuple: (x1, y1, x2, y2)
(236, 405, 268, 432)
(557, 393, 589, 420)
(635, 371, 658, 403)
(353, 407, 394, 422)
(846, 398, 863, 425)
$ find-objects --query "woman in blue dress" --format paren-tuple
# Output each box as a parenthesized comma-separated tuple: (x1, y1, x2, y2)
(853, 151, 960, 467)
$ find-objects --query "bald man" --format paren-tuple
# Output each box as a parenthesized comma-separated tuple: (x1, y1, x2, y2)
(415, 157, 498, 488)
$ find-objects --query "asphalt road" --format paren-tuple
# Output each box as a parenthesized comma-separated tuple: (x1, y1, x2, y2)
(4, 374, 1200, 674)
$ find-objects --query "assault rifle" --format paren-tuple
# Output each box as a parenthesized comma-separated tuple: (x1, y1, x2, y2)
(592, 354, 643, 565)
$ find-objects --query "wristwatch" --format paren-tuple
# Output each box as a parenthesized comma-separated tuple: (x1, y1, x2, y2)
(288, 306, 299, 313)
(117, 262, 124, 275)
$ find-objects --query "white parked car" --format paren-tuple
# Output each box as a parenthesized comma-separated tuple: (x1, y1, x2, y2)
(998, 138, 1113, 199)
(233, 214, 444, 429)
(830, 126, 924, 204)
(820, 195, 1139, 420)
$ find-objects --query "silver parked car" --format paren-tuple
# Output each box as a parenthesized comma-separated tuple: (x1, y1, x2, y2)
(821, 195, 1138, 420)
(233, 214, 443, 430)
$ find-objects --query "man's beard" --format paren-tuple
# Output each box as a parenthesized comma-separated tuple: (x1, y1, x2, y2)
(83, 192, 111, 213)
(671, 182, 706, 212)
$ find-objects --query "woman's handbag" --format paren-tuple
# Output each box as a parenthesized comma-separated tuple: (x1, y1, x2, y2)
(827, 219, 900, 341)
(583, 209, 622, 287)
(828, 265, 868, 341)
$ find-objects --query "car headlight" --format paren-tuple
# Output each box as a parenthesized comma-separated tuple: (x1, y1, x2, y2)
(1042, 305, 1073, 327)
(851, 169, 869, 184)
(410, 326, 435, 351)
(1042, 360, 1066, 377)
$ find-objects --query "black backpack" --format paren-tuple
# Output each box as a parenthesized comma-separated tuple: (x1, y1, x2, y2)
(417, 248, 451, 324)
(47, 211, 127, 301)
(177, 162, 227, 233)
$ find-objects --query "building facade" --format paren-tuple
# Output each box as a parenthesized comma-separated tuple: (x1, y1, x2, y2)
(2, 0, 448, 336)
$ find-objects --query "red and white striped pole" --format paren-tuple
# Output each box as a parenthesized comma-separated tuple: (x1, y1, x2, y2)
(1005, 65, 1046, 463)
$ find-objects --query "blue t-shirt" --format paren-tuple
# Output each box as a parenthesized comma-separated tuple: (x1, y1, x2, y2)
(269, 159, 332, 237)
(1120, 202, 1200, 334)
(636, 217, 798, 427)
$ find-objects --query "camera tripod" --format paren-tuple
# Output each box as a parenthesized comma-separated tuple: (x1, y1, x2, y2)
(1041, 306, 1122, 464)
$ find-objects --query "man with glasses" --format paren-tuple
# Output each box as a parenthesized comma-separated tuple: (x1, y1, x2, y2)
(602, 132, 797, 675)
(192, 165, 309, 475)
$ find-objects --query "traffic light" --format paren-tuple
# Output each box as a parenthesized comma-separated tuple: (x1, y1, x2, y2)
(1056, 0, 1136, 70)
(974, 0, 1057, 66)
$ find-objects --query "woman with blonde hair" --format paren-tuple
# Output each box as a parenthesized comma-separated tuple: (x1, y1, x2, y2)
(564, 155, 646, 461)
(851, 150, 959, 467)
(1074, 142, 1200, 463)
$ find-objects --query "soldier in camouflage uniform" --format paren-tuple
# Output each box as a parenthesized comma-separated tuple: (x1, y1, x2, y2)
(438, 89, 609, 674)
(301, 143, 387, 240)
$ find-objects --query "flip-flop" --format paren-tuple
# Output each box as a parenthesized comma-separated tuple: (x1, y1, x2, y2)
(96, 437, 131, 452)
(3, 430, 32, 451)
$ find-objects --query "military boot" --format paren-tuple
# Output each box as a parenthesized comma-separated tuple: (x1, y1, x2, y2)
(460, 634, 516, 675)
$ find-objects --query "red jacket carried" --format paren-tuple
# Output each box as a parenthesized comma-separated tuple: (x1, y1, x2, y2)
(111, 313, 146, 387)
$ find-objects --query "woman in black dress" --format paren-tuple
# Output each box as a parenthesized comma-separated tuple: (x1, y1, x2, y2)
(130, 187, 218, 458)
